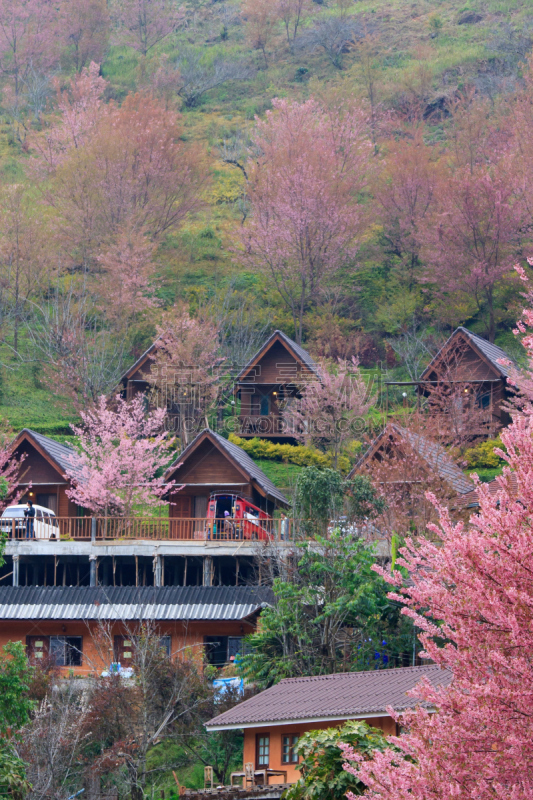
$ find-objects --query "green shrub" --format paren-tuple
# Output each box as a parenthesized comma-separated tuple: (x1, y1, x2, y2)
(228, 434, 352, 473)
(463, 437, 505, 470)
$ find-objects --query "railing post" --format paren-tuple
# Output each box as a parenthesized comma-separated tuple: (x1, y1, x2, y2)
(12, 555, 19, 587)
(89, 555, 97, 587)
(91, 517, 96, 543)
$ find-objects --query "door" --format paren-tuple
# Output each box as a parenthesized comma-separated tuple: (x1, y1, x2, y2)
(114, 635, 134, 666)
(194, 495, 208, 535)
(170, 495, 192, 539)
(26, 635, 50, 664)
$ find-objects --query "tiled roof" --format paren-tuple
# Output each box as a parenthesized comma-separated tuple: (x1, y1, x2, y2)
(0, 585, 274, 621)
(206, 665, 453, 729)
(421, 327, 515, 381)
(17, 429, 83, 481)
(236, 330, 319, 381)
(351, 423, 473, 495)
(456, 472, 518, 509)
(166, 429, 289, 507)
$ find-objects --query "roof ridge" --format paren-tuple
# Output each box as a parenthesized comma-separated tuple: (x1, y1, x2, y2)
(277, 664, 443, 684)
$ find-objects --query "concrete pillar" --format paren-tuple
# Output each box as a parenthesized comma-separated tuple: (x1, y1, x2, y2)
(89, 555, 97, 587)
(12, 555, 19, 587)
(203, 556, 213, 587)
(91, 517, 96, 543)
(153, 554, 162, 587)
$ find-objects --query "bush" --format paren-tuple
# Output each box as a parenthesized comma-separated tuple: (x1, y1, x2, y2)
(463, 437, 505, 470)
(228, 434, 352, 473)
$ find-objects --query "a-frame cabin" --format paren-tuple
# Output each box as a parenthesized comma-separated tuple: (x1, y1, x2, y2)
(418, 327, 515, 431)
(10, 429, 83, 516)
(235, 330, 320, 440)
(164, 429, 289, 521)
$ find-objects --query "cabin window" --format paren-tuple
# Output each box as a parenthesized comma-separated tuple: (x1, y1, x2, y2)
(281, 734, 299, 764)
(260, 395, 270, 416)
(26, 635, 82, 666)
(159, 635, 171, 656)
(256, 735, 270, 767)
(204, 636, 245, 667)
(50, 636, 83, 667)
(478, 392, 491, 410)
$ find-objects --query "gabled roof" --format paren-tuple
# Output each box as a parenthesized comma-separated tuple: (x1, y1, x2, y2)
(350, 423, 473, 495)
(420, 327, 515, 381)
(236, 330, 319, 382)
(0, 585, 274, 621)
(12, 429, 83, 482)
(206, 665, 453, 730)
(165, 429, 289, 507)
(120, 338, 160, 383)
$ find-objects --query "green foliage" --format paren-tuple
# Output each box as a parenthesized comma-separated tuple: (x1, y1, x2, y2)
(0, 641, 34, 735)
(285, 721, 393, 800)
(0, 744, 31, 800)
(293, 467, 344, 522)
(228, 435, 352, 473)
(463, 437, 505, 469)
(239, 529, 414, 688)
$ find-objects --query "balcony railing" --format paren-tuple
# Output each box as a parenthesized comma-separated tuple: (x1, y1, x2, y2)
(2, 517, 303, 542)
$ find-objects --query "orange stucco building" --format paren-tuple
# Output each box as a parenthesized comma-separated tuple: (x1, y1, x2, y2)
(0, 585, 273, 675)
(206, 666, 453, 785)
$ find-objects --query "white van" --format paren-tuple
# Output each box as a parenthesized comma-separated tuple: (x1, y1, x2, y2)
(0, 504, 61, 540)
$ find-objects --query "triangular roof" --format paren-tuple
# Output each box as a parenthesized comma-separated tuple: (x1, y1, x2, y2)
(420, 327, 515, 381)
(165, 429, 289, 507)
(120, 337, 161, 383)
(206, 664, 453, 730)
(236, 330, 319, 382)
(350, 422, 473, 495)
(11, 429, 83, 483)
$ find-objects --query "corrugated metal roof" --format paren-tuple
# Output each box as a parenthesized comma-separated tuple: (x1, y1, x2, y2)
(16, 429, 83, 481)
(420, 327, 515, 381)
(166, 430, 289, 507)
(206, 665, 453, 729)
(236, 330, 319, 382)
(0, 585, 274, 621)
(351, 423, 473, 495)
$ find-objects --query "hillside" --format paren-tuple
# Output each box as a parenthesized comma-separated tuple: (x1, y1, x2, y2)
(0, 0, 530, 435)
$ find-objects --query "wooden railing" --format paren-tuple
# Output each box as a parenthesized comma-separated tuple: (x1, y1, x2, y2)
(2, 517, 301, 542)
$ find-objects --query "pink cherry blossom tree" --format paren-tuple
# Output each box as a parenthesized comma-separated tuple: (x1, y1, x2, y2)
(283, 357, 374, 467)
(241, 98, 371, 344)
(32, 61, 107, 173)
(111, 0, 184, 58)
(148, 309, 224, 446)
(421, 160, 523, 342)
(341, 274, 533, 800)
(65, 394, 176, 516)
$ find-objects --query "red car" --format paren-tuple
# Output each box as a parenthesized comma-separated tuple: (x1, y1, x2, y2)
(206, 493, 272, 541)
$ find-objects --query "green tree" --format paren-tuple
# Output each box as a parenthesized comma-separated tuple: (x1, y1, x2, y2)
(0, 641, 35, 799)
(285, 721, 393, 800)
(240, 528, 413, 688)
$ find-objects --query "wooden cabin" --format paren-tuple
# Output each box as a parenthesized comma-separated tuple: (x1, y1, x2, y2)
(418, 327, 515, 431)
(350, 422, 473, 494)
(0, 585, 273, 676)
(235, 330, 320, 440)
(206, 666, 452, 786)
(10, 429, 82, 516)
(164, 429, 289, 522)
(117, 339, 159, 401)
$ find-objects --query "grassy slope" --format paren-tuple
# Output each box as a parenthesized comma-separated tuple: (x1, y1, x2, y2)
(1, 0, 530, 432)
